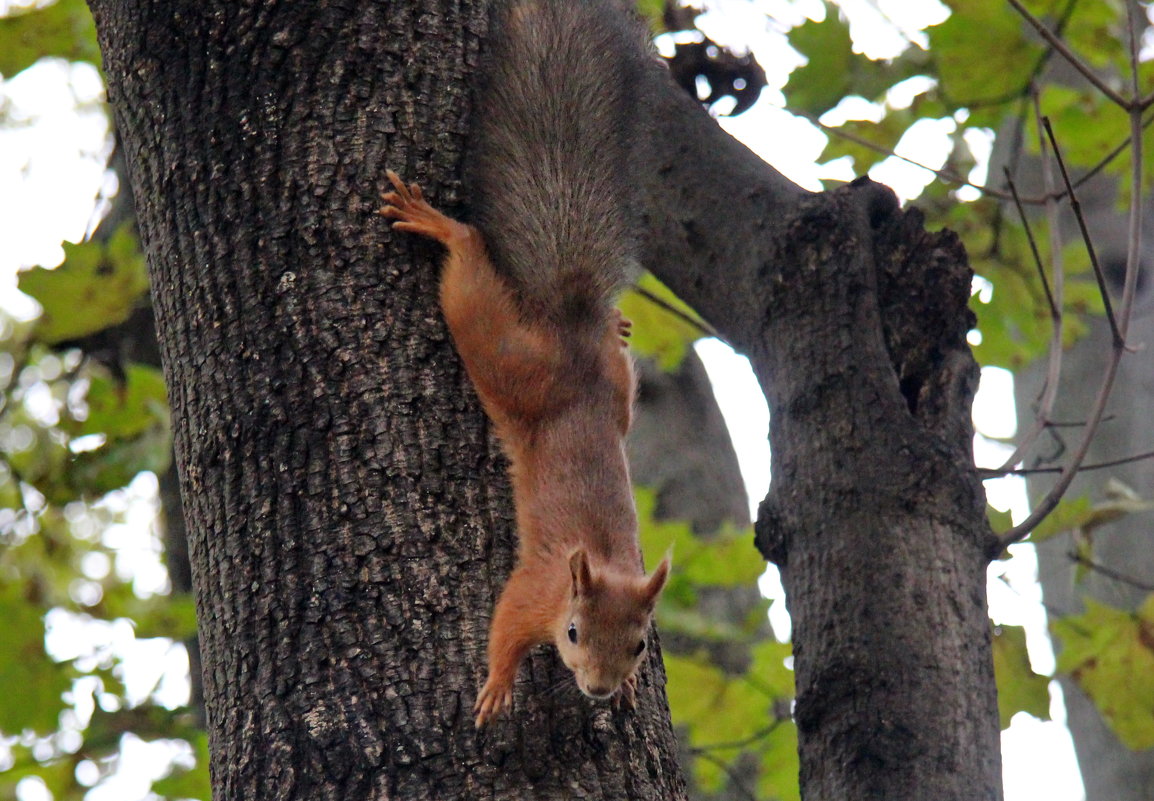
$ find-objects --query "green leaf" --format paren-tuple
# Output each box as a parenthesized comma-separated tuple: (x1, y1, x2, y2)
(129, 595, 199, 641)
(152, 732, 211, 801)
(1052, 596, 1154, 750)
(18, 223, 149, 345)
(1028, 484, 1154, 545)
(0, 0, 100, 77)
(749, 638, 795, 701)
(0, 581, 71, 735)
(987, 505, 1013, 536)
(59, 361, 172, 497)
(819, 109, 921, 175)
(784, 7, 856, 117)
(1021, 85, 1129, 170)
(666, 652, 784, 793)
(67, 418, 171, 497)
(79, 363, 169, 441)
(757, 721, 801, 801)
(928, 0, 1043, 107)
(0, 748, 80, 801)
(784, 4, 926, 118)
(619, 274, 705, 371)
(1027, 495, 1092, 544)
(636, 488, 764, 588)
(634, 0, 665, 33)
(992, 624, 1050, 728)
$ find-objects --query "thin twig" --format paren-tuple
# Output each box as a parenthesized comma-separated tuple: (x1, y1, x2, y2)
(1042, 117, 1123, 347)
(1127, 0, 1142, 100)
(978, 448, 1154, 478)
(691, 750, 760, 801)
(689, 721, 783, 754)
(996, 89, 1067, 474)
(631, 284, 723, 341)
(998, 10, 1146, 548)
(1057, 110, 1154, 196)
(1046, 414, 1117, 428)
(1006, 0, 1131, 110)
(1068, 551, 1154, 592)
(806, 103, 1153, 206)
(802, 112, 1010, 198)
(1003, 167, 1058, 320)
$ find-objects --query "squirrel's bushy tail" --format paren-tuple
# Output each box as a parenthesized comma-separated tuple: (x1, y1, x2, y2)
(468, 0, 646, 325)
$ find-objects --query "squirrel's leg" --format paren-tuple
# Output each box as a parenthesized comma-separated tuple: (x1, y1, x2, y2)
(473, 566, 551, 727)
(604, 309, 636, 434)
(381, 172, 558, 421)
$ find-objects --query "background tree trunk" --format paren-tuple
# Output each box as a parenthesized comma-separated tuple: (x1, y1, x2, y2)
(87, 1, 685, 798)
(1013, 172, 1154, 801)
(630, 352, 769, 801)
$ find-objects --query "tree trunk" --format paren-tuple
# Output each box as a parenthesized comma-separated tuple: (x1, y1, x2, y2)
(88, 0, 1007, 797)
(635, 66, 1003, 798)
(87, 1, 684, 798)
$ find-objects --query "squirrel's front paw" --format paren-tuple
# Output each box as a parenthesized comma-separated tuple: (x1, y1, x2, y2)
(614, 673, 638, 709)
(474, 676, 513, 728)
(379, 170, 456, 244)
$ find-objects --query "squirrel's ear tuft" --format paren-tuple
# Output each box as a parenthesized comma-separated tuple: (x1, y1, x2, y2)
(569, 549, 593, 597)
(642, 555, 671, 610)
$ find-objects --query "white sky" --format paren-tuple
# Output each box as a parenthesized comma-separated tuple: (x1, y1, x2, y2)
(0, 1, 1089, 799)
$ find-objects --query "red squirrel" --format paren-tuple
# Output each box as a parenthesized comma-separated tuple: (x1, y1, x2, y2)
(380, 0, 669, 728)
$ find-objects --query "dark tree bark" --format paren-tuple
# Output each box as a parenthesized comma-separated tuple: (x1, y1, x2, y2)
(87, 0, 1004, 799)
(636, 70, 1003, 799)
(87, 1, 683, 799)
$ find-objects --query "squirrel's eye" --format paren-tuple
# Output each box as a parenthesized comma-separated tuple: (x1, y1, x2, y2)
(635, 639, 646, 656)
(567, 623, 578, 644)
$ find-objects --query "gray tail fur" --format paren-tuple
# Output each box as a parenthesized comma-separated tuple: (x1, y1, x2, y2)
(467, 0, 646, 327)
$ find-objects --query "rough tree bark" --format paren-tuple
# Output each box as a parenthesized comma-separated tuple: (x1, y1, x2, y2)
(636, 68, 1004, 800)
(88, 0, 1005, 799)
(87, 1, 683, 799)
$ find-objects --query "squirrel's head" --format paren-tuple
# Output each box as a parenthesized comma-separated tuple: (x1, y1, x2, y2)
(556, 549, 670, 701)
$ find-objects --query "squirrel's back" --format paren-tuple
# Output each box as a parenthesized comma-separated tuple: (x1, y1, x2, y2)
(468, 0, 646, 326)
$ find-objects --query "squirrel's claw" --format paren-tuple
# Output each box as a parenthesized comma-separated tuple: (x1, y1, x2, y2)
(474, 678, 513, 728)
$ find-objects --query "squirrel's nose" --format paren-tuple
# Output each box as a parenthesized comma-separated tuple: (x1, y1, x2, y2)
(585, 684, 614, 699)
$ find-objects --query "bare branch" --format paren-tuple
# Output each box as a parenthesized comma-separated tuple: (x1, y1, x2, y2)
(689, 721, 783, 755)
(995, 90, 1067, 474)
(1042, 117, 1123, 347)
(1006, 0, 1131, 110)
(690, 751, 760, 801)
(997, 89, 1146, 548)
(1067, 551, 1154, 592)
(978, 447, 1154, 478)
(1003, 167, 1059, 320)
(631, 284, 722, 341)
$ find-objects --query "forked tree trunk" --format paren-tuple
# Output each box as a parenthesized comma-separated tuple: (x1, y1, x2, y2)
(88, 0, 1005, 798)
(87, 1, 684, 798)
